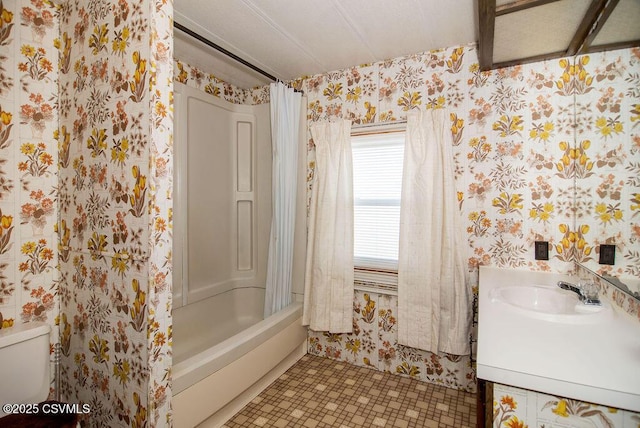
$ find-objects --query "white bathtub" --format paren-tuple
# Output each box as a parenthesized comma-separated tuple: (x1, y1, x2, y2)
(172, 286, 306, 427)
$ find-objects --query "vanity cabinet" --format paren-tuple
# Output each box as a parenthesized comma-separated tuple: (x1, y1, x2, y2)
(476, 266, 640, 427)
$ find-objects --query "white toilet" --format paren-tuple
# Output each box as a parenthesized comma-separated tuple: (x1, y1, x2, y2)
(0, 321, 51, 418)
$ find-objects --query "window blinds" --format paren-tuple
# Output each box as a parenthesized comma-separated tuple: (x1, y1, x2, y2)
(351, 132, 405, 271)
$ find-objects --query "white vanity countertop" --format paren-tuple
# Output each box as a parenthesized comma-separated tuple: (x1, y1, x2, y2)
(477, 266, 640, 412)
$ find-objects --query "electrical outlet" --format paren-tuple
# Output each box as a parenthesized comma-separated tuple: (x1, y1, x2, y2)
(599, 244, 616, 265)
(534, 241, 549, 260)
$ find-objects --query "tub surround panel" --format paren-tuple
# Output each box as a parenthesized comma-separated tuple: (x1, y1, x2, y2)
(234, 118, 256, 273)
(0, 0, 625, 420)
(173, 82, 272, 308)
(172, 287, 266, 365)
(236, 121, 253, 193)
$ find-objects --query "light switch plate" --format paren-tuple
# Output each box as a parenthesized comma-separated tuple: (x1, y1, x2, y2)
(534, 241, 549, 260)
(599, 244, 615, 265)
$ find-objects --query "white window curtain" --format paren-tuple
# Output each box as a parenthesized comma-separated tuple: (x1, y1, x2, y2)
(397, 109, 471, 355)
(303, 119, 354, 333)
(264, 82, 302, 318)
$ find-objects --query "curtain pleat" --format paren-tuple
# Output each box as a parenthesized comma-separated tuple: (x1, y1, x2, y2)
(303, 120, 354, 333)
(397, 109, 470, 355)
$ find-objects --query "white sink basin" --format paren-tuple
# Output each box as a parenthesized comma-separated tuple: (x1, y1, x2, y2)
(490, 285, 612, 324)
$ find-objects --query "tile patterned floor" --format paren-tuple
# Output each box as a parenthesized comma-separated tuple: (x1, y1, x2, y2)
(222, 354, 477, 428)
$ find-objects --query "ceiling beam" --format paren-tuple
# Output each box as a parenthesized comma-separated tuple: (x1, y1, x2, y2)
(587, 38, 640, 54)
(496, 0, 560, 16)
(492, 49, 569, 70)
(478, 0, 496, 71)
(479, 0, 639, 71)
(566, 0, 618, 56)
(578, 0, 621, 54)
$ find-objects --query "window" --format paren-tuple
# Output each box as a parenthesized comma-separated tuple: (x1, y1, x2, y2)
(351, 131, 405, 277)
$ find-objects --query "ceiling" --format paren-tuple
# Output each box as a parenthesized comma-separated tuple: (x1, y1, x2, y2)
(479, 0, 640, 70)
(173, 0, 477, 89)
(174, 0, 640, 90)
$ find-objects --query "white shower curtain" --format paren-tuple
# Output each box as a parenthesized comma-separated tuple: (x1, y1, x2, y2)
(303, 119, 354, 333)
(397, 109, 471, 355)
(264, 82, 302, 318)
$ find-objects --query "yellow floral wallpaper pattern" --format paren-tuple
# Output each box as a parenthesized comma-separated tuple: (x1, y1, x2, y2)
(308, 290, 476, 391)
(0, 0, 634, 422)
(171, 17, 640, 424)
(0, 0, 173, 426)
(301, 44, 640, 393)
(173, 59, 270, 106)
(494, 383, 640, 428)
(297, 45, 639, 278)
(0, 0, 60, 356)
(56, 0, 173, 425)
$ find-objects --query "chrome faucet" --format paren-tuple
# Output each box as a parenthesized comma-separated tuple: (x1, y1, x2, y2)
(557, 281, 601, 306)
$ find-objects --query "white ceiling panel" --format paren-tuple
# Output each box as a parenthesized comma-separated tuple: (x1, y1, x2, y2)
(175, 1, 640, 89)
(174, 0, 478, 89)
(415, 0, 477, 53)
(591, 0, 640, 47)
(334, 0, 433, 60)
(244, 0, 379, 72)
(493, 0, 592, 63)
(175, 4, 320, 79)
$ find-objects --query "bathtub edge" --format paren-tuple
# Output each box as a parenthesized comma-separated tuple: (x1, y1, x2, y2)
(172, 312, 307, 427)
(196, 341, 306, 428)
(173, 302, 302, 394)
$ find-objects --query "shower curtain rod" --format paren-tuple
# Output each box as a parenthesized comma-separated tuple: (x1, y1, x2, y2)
(174, 21, 278, 82)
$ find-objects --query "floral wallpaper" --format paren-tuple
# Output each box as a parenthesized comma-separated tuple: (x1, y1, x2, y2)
(173, 59, 269, 105)
(1, 0, 173, 423)
(493, 383, 640, 428)
(297, 44, 640, 394)
(167, 22, 640, 423)
(573, 50, 640, 280)
(0, 0, 635, 423)
(0, 0, 60, 392)
(297, 44, 639, 278)
(308, 290, 476, 392)
(0, 0, 173, 426)
(146, 0, 173, 423)
(54, 0, 173, 426)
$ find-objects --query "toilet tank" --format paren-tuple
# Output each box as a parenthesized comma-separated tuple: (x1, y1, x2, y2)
(0, 322, 51, 416)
